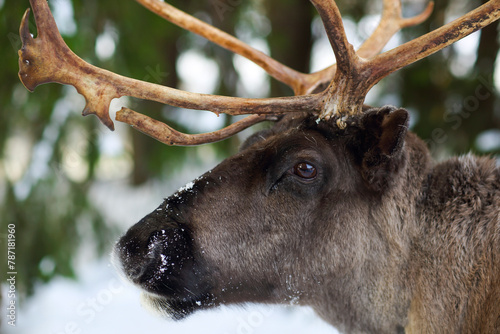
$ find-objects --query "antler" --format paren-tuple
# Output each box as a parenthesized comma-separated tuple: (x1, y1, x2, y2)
(313, 0, 500, 125)
(134, 0, 434, 95)
(18, 0, 500, 145)
(17, 0, 319, 135)
(305, 0, 434, 95)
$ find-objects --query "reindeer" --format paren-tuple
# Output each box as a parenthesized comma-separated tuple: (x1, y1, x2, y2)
(18, 0, 500, 332)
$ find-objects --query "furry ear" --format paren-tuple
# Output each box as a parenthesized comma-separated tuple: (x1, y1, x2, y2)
(355, 106, 409, 192)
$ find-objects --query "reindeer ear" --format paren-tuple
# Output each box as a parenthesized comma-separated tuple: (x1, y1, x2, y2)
(356, 106, 409, 192)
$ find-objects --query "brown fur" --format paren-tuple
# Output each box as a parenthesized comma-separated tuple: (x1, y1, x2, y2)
(114, 106, 500, 333)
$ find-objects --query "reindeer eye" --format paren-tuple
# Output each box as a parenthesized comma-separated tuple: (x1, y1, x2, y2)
(292, 162, 317, 179)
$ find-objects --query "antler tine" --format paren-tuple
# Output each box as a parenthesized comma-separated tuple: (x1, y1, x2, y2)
(19, 0, 116, 130)
(117, 109, 275, 146)
(304, 0, 434, 95)
(135, 0, 308, 95)
(18, 0, 321, 138)
(309, 0, 360, 79)
(357, 0, 435, 57)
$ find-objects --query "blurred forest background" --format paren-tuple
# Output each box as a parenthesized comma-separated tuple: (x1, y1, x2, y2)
(1, 0, 499, 311)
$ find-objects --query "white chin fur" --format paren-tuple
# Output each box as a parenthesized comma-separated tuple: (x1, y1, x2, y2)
(140, 292, 176, 319)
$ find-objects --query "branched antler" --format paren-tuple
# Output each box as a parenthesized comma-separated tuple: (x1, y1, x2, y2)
(134, 0, 434, 95)
(18, 0, 500, 145)
(18, 0, 320, 137)
(313, 0, 500, 126)
(305, 0, 434, 95)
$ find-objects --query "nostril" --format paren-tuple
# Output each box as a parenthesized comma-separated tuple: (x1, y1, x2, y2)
(126, 264, 145, 280)
(118, 237, 141, 260)
(114, 236, 152, 281)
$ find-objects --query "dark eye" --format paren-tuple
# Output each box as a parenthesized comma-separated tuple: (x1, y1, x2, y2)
(292, 162, 317, 179)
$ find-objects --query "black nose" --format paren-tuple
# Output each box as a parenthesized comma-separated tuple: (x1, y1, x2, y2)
(114, 214, 193, 285)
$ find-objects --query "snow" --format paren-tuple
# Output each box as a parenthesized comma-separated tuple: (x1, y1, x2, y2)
(476, 129, 500, 152)
(178, 181, 195, 193)
(3, 260, 338, 334)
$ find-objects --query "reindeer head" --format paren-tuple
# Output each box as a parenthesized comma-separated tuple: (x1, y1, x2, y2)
(113, 106, 417, 320)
